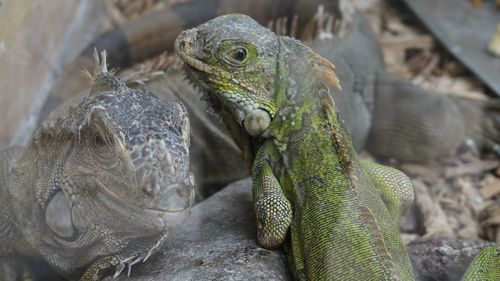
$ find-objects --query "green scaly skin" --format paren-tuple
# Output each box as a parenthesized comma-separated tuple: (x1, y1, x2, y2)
(175, 14, 500, 280)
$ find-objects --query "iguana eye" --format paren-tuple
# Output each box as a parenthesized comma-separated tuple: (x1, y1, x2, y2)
(224, 46, 250, 65)
(89, 129, 118, 166)
(232, 48, 247, 62)
(93, 133, 105, 146)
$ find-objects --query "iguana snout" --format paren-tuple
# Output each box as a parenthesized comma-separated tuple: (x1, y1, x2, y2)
(134, 145, 195, 214)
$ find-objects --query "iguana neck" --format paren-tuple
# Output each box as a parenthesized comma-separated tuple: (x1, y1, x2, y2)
(266, 36, 354, 177)
(273, 37, 319, 108)
(269, 38, 346, 140)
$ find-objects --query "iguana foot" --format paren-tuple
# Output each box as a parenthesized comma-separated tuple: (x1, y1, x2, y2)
(79, 256, 119, 281)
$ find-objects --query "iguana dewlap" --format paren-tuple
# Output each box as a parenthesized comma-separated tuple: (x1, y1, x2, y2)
(175, 14, 500, 281)
(0, 51, 194, 281)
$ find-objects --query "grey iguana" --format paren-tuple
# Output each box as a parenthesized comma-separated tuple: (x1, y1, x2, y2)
(0, 50, 194, 281)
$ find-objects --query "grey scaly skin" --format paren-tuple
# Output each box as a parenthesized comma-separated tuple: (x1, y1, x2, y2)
(0, 50, 194, 281)
(175, 14, 500, 280)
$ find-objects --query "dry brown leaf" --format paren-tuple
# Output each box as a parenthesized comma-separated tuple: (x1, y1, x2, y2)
(413, 179, 454, 238)
(380, 35, 434, 79)
(380, 35, 434, 50)
(118, 52, 177, 85)
(444, 160, 499, 178)
(400, 163, 441, 184)
(458, 225, 479, 240)
(104, 0, 181, 26)
(457, 177, 483, 215)
(479, 201, 500, 242)
(479, 175, 500, 199)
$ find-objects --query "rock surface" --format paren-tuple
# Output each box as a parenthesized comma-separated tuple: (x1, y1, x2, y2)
(106, 178, 290, 281)
(409, 239, 492, 281)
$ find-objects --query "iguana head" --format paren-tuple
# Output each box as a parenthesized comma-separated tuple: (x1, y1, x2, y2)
(175, 14, 279, 136)
(8, 51, 194, 276)
(175, 14, 340, 137)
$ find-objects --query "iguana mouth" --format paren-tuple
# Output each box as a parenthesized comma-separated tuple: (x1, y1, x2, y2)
(176, 48, 216, 75)
(94, 178, 190, 216)
(94, 179, 190, 231)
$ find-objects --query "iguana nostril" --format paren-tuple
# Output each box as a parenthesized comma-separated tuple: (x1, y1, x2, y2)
(175, 183, 191, 198)
(179, 40, 186, 50)
(175, 29, 199, 54)
(182, 39, 194, 50)
(143, 179, 160, 197)
(154, 183, 193, 211)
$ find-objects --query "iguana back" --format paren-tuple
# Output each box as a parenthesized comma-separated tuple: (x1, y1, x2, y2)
(259, 102, 413, 280)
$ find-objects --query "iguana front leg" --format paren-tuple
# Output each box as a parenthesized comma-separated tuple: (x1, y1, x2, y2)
(252, 153, 292, 249)
(252, 147, 307, 277)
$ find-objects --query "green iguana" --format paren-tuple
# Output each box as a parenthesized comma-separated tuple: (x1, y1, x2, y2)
(175, 13, 500, 280)
(0, 51, 194, 281)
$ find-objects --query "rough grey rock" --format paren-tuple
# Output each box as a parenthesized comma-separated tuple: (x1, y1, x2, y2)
(409, 239, 493, 281)
(106, 178, 290, 281)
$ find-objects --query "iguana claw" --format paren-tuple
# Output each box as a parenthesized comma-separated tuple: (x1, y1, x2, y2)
(113, 263, 125, 278)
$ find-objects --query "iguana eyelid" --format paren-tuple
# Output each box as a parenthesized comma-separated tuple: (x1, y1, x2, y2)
(222, 46, 250, 66)
(87, 109, 123, 148)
